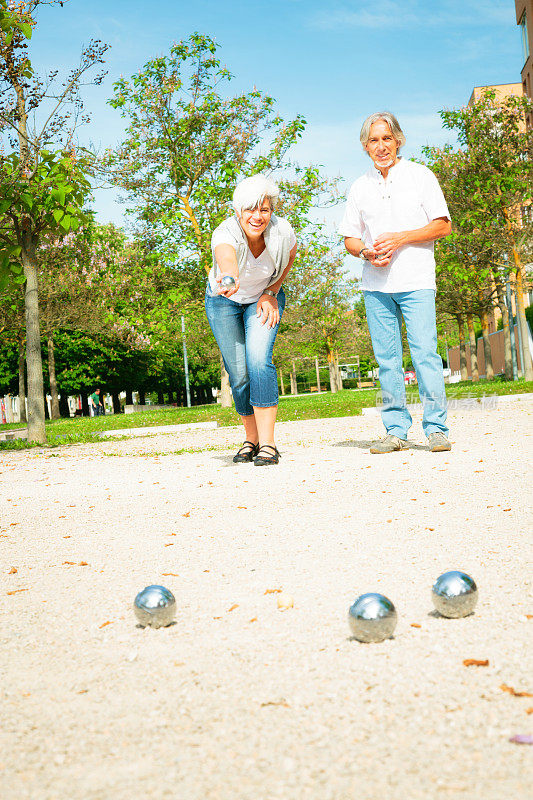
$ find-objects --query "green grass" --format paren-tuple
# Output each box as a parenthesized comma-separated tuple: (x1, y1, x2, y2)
(1, 377, 532, 450)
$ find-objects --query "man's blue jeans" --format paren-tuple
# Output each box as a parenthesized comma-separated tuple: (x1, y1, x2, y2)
(205, 286, 286, 417)
(363, 289, 448, 439)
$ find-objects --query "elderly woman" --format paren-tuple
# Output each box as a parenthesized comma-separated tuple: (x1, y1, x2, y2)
(205, 174, 297, 466)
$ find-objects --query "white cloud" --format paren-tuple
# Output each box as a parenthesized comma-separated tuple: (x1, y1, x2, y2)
(310, 0, 513, 31)
(311, 0, 418, 30)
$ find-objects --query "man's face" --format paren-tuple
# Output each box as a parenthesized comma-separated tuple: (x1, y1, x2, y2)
(365, 120, 399, 170)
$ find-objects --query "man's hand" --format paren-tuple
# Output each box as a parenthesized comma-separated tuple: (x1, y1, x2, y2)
(363, 246, 392, 268)
(256, 294, 279, 328)
(215, 274, 240, 297)
(373, 231, 407, 261)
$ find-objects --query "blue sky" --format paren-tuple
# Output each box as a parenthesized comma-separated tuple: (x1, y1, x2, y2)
(30, 0, 524, 230)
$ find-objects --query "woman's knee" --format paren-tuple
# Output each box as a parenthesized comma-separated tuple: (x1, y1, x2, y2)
(249, 360, 276, 383)
(227, 359, 249, 390)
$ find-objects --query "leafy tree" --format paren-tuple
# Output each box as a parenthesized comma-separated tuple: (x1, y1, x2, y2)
(438, 90, 533, 381)
(37, 229, 101, 416)
(424, 142, 517, 381)
(105, 32, 336, 405)
(0, 281, 26, 415)
(0, 0, 107, 440)
(279, 232, 360, 392)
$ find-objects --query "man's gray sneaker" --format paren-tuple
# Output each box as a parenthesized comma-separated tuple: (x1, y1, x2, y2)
(428, 432, 452, 452)
(370, 434, 409, 454)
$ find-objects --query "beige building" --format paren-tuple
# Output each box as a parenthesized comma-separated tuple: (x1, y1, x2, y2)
(468, 82, 522, 106)
(516, 1, 533, 123)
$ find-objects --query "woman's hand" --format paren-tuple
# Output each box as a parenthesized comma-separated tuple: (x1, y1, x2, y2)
(256, 294, 279, 328)
(215, 274, 240, 297)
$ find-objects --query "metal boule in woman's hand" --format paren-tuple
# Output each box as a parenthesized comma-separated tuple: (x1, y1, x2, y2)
(220, 275, 236, 289)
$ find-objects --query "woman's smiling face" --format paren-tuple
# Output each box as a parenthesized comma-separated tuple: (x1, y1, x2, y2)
(238, 199, 272, 240)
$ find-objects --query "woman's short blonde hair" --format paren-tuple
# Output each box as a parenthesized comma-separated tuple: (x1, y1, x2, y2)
(232, 174, 279, 215)
(360, 112, 406, 150)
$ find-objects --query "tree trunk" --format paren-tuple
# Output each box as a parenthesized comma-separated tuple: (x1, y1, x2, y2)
(315, 357, 321, 392)
(335, 355, 343, 391)
(457, 315, 468, 382)
(326, 337, 339, 393)
(328, 361, 338, 393)
(47, 336, 60, 419)
(479, 310, 494, 380)
(112, 391, 121, 414)
(125, 389, 133, 405)
(290, 360, 297, 395)
(466, 313, 479, 382)
(220, 355, 232, 407)
(279, 368, 285, 396)
(157, 390, 164, 404)
(17, 339, 27, 424)
(138, 389, 146, 405)
(21, 236, 46, 443)
(514, 264, 533, 381)
(81, 392, 89, 416)
(502, 209, 533, 381)
(58, 392, 70, 418)
(494, 275, 513, 380)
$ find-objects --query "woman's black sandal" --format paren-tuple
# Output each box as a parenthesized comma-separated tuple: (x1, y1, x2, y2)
(233, 441, 259, 463)
(254, 444, 281, 466)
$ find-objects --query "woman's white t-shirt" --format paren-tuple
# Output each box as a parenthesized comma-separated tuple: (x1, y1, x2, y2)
(209, 227, 297, 304)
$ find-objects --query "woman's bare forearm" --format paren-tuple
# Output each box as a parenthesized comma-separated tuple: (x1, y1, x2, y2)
(214, 244, 239, 276)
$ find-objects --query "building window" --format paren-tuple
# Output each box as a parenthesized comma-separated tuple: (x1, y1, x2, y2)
(520, 12, 530, 63)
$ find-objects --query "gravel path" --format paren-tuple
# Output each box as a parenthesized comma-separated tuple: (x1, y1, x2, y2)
(1, 400, 532, 799)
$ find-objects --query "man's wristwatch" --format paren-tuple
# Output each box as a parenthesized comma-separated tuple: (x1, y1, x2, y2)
(263, 289, 278, 298)
(359, 246, 368, 260)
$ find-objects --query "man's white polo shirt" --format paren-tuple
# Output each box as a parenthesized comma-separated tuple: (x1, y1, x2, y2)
(338, 157, 450, 293)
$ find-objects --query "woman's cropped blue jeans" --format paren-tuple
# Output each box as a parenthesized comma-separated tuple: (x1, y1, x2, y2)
(205, 286, 286, 417)
(363, 289, 448, 439)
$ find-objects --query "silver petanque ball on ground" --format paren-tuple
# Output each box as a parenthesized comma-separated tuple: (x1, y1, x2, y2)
(134, 585, 176, 628)
(220, 275, 236, 290)
(348, 592, 398, 643)
(431, 571, 478, 618)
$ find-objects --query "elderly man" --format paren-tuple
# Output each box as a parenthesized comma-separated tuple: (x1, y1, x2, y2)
(339, 112, 452, 453)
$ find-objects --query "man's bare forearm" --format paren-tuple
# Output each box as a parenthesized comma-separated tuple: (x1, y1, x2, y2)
(372, 217, 451, 261)
(344, 237, 366, 258)
(393, 217, 451, 248)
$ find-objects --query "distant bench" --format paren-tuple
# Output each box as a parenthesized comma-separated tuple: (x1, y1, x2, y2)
(357, 381, 376, 389)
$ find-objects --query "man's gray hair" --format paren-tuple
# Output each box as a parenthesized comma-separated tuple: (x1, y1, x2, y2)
(232, 174, 279, 215)
(360, 112, 406, 150)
